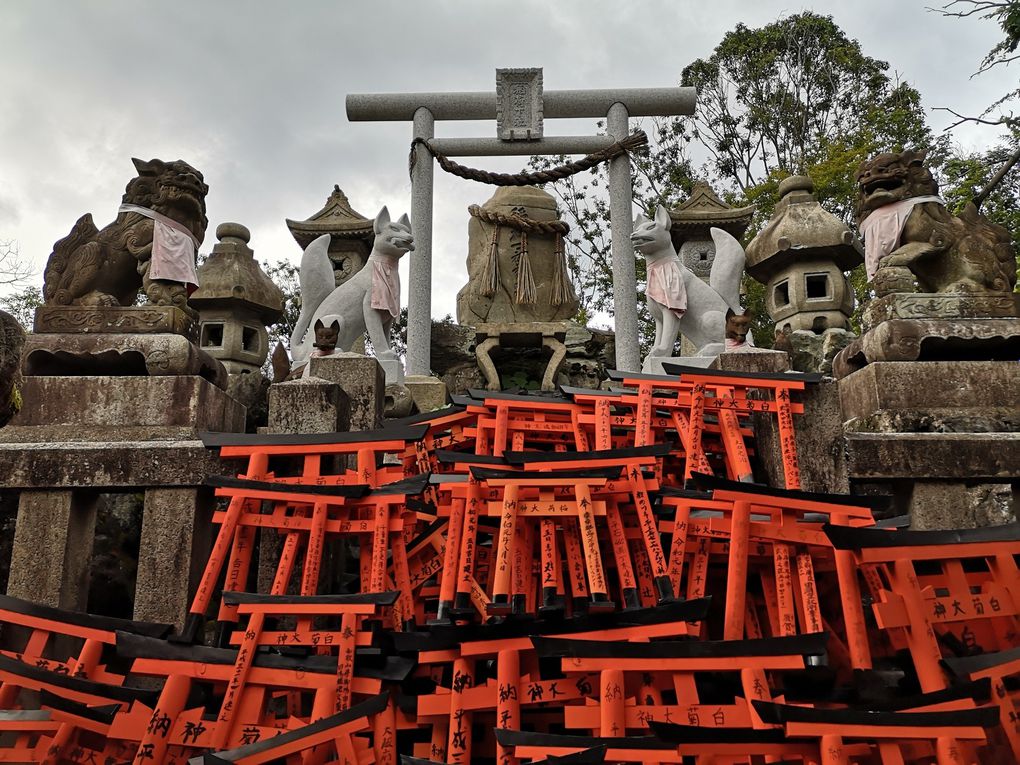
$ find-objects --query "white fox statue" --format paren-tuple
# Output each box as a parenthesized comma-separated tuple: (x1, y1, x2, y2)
(290, 206, 413, 383)
(632, 204, 750, 372)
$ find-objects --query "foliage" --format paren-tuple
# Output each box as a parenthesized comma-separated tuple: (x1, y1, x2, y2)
(0, 285, 42, 330)
(263, 259, 301, 349)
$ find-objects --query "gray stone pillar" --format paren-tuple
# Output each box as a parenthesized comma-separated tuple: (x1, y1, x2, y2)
(7, 490, 98, 610)
(258, 376, 353, 594)
(607, 102, 640, 371)
(408, 107, 435, 376)
(134, 488, 214, 629)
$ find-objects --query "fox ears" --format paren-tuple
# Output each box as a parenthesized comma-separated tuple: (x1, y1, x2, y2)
(373, 207, 411, 234)
(314, 318, 341, 333)
(633, 204, 672, 229)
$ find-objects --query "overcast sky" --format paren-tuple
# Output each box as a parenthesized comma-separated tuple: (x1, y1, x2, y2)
(0, 1, 1014, 321)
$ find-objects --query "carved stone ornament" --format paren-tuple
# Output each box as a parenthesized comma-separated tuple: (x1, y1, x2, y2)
(496, 68, 543, 141)
(832, 318, 1020, 379)
(855, 149, 1016, 297)
(862, 293, 1020, 332)
(21, 333, 228, 389)
(33, 305, 198, 342)
(42, 157, 209, 316)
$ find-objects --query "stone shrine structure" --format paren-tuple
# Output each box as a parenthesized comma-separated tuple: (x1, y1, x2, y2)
(286, 185, 375, 288)
(347, 67, 696, 374)
(191, 222, 284, 375)
(832, 150, 1020, 528)
(669, 181, 754, 282)
(745, 175, 861, 372)
(457, 185, 577, 391)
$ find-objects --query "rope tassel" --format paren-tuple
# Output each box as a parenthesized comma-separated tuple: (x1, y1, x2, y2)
(515, 231, 536, 305)
(478, 223, 501, 298)
(551, 233, 573, 306)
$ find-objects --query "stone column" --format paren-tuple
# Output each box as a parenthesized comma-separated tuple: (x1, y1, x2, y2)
(607, 101, 640, 372)
(257, 376, 353, 594)
(408, 106, 435, 377)
(7, 490, 98, 610)
(134, 487, 214, 629)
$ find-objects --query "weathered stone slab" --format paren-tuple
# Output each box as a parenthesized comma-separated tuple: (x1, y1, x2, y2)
(308, 353, 383, 431)
(6, 376, 244, 438)
(862, 292, 1019, 331)
(6, 490, 98, 609)
(908, 481, 1015, 530)
(839, 361, 1020, 424)
(22, 333, 228, 389)
(265, 377, 350, 434)
(0, 441, 237, 489)
(846, 433, 1020, 480)
(33, 305, 198, 342)
(709, 349, 790, 375)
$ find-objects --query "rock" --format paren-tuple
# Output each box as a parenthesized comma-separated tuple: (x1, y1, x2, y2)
(787, 328, 855, 374)
(226, 370, 271, 433)
(0, 310, 25, 427)
(430, 320, 484, 394)
(384, 383, 415, 418)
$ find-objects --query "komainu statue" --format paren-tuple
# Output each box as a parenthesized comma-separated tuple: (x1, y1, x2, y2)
(42, 157, 209, 314)
(856, 149, 1016, 297)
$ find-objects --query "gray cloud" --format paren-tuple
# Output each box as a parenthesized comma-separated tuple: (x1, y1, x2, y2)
(0, 0, 1014, 321)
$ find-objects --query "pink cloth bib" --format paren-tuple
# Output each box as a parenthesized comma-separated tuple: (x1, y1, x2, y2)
(119, 204, 201, 288)
(645, 256, 687, 317)
(369, 253, 401, 318)
(858, 196, 944, 279)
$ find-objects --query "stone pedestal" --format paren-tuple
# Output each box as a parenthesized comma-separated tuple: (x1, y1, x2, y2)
(404, 374, 448, 413)
(475, 322, 569, 391)
(833, 295, 1020, 379)
(308, 353, 385, 430)
(266, 377, 350, 434)
(6, 490, 98, 610)
(5, 375, 244, 442)
(22, 332, 228, 389)
(134, 488, 214, 629)
(839, 360, 1020, 527)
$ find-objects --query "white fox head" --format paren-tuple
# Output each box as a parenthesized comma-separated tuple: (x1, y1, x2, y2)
(373, 206, 415, 257)
(630, 204, 675, 258)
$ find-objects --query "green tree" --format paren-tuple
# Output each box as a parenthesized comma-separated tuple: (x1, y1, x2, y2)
(533, 12, 943, 347)
(0, 285, 42, 330)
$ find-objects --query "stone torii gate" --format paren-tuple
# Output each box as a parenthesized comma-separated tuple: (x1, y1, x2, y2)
(346, 69, 695, 374)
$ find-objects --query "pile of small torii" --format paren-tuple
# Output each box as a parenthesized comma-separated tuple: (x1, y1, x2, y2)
(1, 364, 1018, 764)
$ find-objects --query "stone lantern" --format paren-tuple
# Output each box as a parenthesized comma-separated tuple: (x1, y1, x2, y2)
(745, 176, 863, 333)
(286, 185, 374, 287)
(190, 223, 284, 374)
(669, 181, 755, 284)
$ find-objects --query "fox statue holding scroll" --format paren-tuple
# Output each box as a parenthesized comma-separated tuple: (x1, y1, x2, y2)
(632, 205, 750, 371)
(290, 207, 413, 382)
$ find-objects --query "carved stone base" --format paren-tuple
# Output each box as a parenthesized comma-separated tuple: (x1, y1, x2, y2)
(22, 333, 228, 389)
(475, 322, 569, 391)
(862, 292, 1019, 332)
(33, 305, 198, 342)
(832, 317, 1020, 379)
